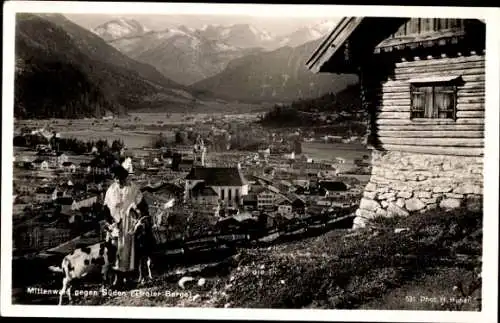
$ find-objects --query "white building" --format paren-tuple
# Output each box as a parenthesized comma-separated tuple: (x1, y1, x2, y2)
(255, 186, 280, 211)
(185, 166, 249, 207)
(32, 159, 49, 170)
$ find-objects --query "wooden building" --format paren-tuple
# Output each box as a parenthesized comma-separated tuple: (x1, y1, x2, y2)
(306, 18, 485, 228)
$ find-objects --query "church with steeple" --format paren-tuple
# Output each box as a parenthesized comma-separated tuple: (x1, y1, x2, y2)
(193, 135, 206, 167)
(184, 135, 248, 208)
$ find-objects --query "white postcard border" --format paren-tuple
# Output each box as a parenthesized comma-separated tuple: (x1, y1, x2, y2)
(2, 2, 499, 322)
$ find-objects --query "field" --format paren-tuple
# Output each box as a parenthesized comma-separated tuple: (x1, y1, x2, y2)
(14, 115, 372, 166)
(15, 112, 263, 149)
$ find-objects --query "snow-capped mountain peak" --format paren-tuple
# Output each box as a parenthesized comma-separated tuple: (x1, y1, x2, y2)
(93, 18, 150, 41)
(196, 23, 276, 49)
(310, 20, 338, 35)
(276, 20, 338, 48)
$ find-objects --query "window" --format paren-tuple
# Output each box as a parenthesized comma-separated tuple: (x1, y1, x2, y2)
(410, 78, 460, 120)
(221, 188, 225, 200)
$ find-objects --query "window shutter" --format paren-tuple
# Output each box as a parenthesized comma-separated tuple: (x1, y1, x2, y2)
(423, 86, 434, 118)
(434, 86, 456, 119)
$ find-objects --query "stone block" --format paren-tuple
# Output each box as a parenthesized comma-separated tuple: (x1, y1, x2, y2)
(416, 191, 432, 199)
(355, 208, 377, 219)
(376, 186, 389, 194)
(365, 182, 377, 192)
(396, 198, 405, 208)
(445, 193, 465, 199)
(397, 191, 413, 199)
(405, 198, 426, 212)
(381, 200, 389, 208)
(439, 198, 462, 210)
(398, 175, 407, 182)
(359, 198, 381, 212)
(387, 203, 410, 217)
(425, 203, 438, 211)
(421, 197, 437, 205)
(453, 184, 482, 195)
(352, 216, 368, 230)
(378, 192, 396, 200)
(433, 186, 453, 193)
(363, 191, 377, 199)
(376, 208, 387, 217)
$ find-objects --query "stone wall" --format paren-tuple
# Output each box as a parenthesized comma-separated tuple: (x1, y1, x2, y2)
(352, 150, 483, 229)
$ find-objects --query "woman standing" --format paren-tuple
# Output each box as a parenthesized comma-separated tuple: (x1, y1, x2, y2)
(104, 165, 148, 285)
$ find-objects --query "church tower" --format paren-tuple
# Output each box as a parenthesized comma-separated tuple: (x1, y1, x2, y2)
(193, 135, 206, 167)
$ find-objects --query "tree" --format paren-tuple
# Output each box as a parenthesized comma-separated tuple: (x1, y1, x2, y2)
(175, 131, 188, 145)
(294, 140, 302, 154)
(111, 139, 124, 153)
(13, 136, 27, 147)
(151, 133, 169, 149)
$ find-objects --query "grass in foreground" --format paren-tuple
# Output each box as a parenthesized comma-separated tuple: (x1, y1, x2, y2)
(223, 206, 482, 310)
(51, 207, 482, 310)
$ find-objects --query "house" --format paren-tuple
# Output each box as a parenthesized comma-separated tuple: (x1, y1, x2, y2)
(15, 161, 33, 170)
(178, 159, 194, 172)
(335, 157, 346, 164)
(71, 195, 98, 211)
(185, 166, 249, 207)
(292, 178, 310, 189)
(56, 152, 68, 166)
(89, 158, 109, 175)
(79, 162, 92, 173)
(35, 186, 54, 203)
(16, 181, 36, 195)
(242, 194, 258, 211)
(32, 159, 49, 170)
(280, 193, 307, 214)
(306, 17, 485, 228)
(142, 182, 184, 201)
(318, 181, 349, 197)
(258, 147, 271, 158)
(318, 169, 338, 178)
(51, 186, 72, 200)
(254, 186, 280, 211)
(278, 200, 293, 215)
(61, 161, 76, 173)
(54, 197, 74, 214)
(190, 182, 220, 206)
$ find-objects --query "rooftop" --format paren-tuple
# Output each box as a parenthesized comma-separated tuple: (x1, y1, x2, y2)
(186, 166, 247, 187)
(191, 182, 219, 197)
(319, 181, 348, 191)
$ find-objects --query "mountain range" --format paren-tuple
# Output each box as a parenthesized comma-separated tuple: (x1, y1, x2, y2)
(14, 14, 200, 119)
(14, 15, 358, 119)
(91, 18, 355, 90)
(189, 39, 358, 103)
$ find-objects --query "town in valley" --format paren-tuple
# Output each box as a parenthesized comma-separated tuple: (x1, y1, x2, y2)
(8, 10, 486, 311)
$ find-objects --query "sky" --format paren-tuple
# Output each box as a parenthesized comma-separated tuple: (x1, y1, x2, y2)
(64, 14, 340, 36)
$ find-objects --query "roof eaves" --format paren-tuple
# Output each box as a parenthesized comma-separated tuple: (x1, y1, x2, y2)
(306, 17, 364, 74)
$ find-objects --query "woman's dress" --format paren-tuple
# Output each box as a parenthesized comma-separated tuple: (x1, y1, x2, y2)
(104, 181, 144, 272)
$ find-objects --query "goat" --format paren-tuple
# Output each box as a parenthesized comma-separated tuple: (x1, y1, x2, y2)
(133, 215, 155, 284)
(48, 223, 119, 305)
